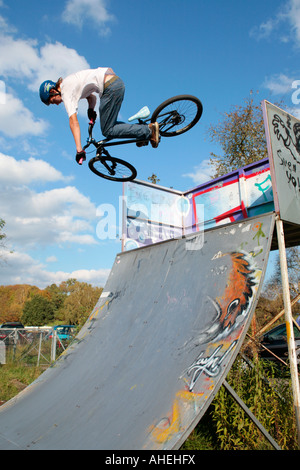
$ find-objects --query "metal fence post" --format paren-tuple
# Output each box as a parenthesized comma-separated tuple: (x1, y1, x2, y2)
(51, 329, 57, 362)
(0, 341, 5, 364)
(37, 332, 42, 366)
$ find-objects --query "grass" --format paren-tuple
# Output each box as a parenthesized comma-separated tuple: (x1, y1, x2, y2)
(0, 363, 45, 404)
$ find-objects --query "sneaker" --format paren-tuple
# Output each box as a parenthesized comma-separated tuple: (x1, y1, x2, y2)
(149, 122, 159, 148)
(136, 140, 148, 147)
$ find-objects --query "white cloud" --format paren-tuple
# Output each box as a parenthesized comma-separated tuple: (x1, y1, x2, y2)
(0, 34, 39, 79)
(0, 19, 90, 137)
(0, 153, 68, 184)
(0, 185, 98, 249)
(263, 73, 295, 95)
(62, 0, 116, 35)
(250, 18, 280, 40)
(0, 154, 98, 249)
(287, 0, 300, 42)
(250, 0, 300, 45)
(27, 42, 90, 92)
(0, 91, 47, 137)
(46, 255, 57, 263)
(262, 74, 300, 116)
(183, 159, 216, 185)
(0, 12, 17, 35)
(0, 249, 109, 288)
(0, 35, 89, 91)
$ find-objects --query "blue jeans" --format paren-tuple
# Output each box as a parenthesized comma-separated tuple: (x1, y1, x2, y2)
(100, 77, 151, 140)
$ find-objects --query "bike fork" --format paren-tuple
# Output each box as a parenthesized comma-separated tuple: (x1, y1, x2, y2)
(97, 148, 117, 176)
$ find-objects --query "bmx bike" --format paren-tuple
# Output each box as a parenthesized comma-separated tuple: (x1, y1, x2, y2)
(83, 94, 203, 182)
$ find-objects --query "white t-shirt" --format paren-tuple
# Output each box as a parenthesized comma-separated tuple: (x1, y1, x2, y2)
(60, 67, 114, 117)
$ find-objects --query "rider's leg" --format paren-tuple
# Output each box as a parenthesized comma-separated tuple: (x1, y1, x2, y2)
(100, 77, 151, 140)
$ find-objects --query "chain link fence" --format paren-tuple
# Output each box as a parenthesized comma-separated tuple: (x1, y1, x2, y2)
(0, 327, 77, 366)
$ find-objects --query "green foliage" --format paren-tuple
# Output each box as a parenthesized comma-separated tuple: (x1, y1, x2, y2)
(181, 405, 217, 450)
(22, 294, 55, 326)
(55, 279, 102, 326)
(0, 363, 43, 403)
(0, 285, 45, 323)
(207, 93, 268, 178)
(46, 283, 67, 314)
(185, 358, 298, 450)
(147, 173, 160, 184)
(0, 280, 102, 327)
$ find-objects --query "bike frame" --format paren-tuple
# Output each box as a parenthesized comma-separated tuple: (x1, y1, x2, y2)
(83, 119, 150, 157)
(83, 106, 181, 156)
(81, 95, 202, 179)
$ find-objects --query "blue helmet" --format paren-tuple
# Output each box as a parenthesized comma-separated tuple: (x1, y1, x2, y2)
(39, 80, 57, 105)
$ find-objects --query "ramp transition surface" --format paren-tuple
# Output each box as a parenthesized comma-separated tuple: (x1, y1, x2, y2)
(0, 213, 275, 450)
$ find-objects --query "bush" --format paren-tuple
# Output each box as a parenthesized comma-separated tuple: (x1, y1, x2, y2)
(22, 294, 55, 326)
(183, 357, 298, 450)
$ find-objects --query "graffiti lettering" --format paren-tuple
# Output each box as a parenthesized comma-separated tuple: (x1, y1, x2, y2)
(186, 341, 237, 391)
(254, 174, 273, 201)
(252, 222, 265, 245)
(286, 171, 300, 191)
(276, 150, 300, 192)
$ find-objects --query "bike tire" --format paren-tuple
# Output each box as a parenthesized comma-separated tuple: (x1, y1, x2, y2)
(151, 95, 203, 137)
(88, 155, 137, 182)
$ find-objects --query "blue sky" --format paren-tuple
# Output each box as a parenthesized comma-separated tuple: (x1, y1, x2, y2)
(0, 0, 299, 288)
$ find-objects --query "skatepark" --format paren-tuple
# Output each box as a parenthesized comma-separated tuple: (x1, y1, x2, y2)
(0, 100, 299, 450)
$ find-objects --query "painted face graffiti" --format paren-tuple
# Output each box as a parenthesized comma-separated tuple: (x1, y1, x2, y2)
(216, 252, 256, 330)
(188, 251, 259, 346)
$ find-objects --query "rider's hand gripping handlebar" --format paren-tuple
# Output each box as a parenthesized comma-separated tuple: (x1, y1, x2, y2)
(76, 150, 86, 165)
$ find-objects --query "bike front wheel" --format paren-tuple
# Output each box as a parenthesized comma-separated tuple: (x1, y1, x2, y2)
(88, 155, 137, 182)
(151, 95, 203, 137)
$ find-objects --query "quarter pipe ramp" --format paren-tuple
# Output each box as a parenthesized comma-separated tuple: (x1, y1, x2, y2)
(0, 213, 275, 450)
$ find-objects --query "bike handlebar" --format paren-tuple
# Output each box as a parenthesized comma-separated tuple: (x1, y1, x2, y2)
(88, 119, 95, 133)
(78, 120, 96, 165)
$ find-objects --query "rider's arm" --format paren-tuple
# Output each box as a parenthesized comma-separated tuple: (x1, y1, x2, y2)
(86, 94, 97, 109)
(69, 113, 82, 152)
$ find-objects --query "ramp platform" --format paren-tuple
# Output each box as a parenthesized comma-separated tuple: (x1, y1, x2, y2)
(0, 213, 275, 450)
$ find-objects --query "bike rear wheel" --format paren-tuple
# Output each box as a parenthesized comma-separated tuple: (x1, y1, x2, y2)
(151, 95, 203, 137)
(88, 155, 137, 182)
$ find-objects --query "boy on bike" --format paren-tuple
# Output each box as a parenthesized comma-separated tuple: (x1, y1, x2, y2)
(39, 67, 159, 165)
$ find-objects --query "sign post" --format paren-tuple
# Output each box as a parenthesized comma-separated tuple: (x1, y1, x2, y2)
(276, 217, 300, 446)
(263, 100, 300, 446)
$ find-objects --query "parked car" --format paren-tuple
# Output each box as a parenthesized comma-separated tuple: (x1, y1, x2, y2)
(48, 325, 76, 341)
(259, 323, 300, 365)
(0, 322, 25, 344)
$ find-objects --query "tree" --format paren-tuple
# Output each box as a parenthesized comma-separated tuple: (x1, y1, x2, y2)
(0, 219, 7, 259)
(148, 173, 160, 184)
(266, 247, 300, 299)
(45, 283, 67, 316)
(56, 279, 102, 326)
(0, 219, 6, 245)
(207, 93, 268, 178)
(0, 285, 45, 323)
(22, 294, 55, 326)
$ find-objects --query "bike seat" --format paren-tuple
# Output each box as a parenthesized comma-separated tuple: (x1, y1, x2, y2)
(128, 106, 150, 122)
